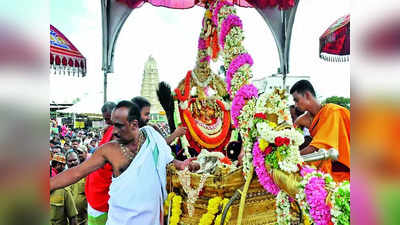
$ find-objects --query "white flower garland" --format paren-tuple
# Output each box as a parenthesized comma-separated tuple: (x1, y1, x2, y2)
(277, 145, 304, 173)
(276, 191, 292, 225)
(237, 98, 257, 176)
(255, 90, 291, 125)
(174, 100, 191, 158)
(230, 64, 252, 96)
(256, 122, 305, 148)
(177, 168, 210, 217)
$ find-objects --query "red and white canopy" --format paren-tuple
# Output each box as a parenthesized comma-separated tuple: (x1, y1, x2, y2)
(50, 24, 87, 77)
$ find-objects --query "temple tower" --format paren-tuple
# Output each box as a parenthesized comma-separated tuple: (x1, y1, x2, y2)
(140, 55, 165, 120)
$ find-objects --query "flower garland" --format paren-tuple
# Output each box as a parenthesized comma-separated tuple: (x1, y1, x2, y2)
(256, 122, 304, 147)
(211, 30, 220, 60)
(198, 196, 222, 225)
(330, 181, 350, 225)
(164, 192, 176, 216)
(198, 38, 207, 50)
(219, 14, 243, 49)
(276, 191, 292, 225)
(230, 63, 251, 96)
(212, 0, 233, 27)
(296, 169, 336, 225)
(195, 117, 222, 132)
(231, 84, 258, 128)
(182, 100, 230, 149)
(164, 192, 183, 225)
(255, 89, 291, 124)
(173, 100, 191, 158)
(250, 0, 295, 10)
(177, 168, 210, 217)
(214, 198, 232, 225)
(170, 194, 183, 225)
(175, 71, 192, 102)
(226, 53, 253, 94)
(252, 139, 280, 195)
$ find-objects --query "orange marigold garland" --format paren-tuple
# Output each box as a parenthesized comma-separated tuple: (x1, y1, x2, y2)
(180, 99, 231, 152)
(211, 29, 220, 61)
(175, 71, 192, 102)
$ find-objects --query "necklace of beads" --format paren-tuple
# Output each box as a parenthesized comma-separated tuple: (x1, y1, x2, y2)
(119, 131, 145, 160)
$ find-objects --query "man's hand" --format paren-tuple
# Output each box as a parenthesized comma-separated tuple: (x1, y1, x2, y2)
(174, 158, 200, 172)
(173, 126, 187, 138)
(166, 126, 187, 145)
(300, 145, 318, 155)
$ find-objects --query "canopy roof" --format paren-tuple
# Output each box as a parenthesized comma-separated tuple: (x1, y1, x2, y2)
(319, 14, 350, 62)
(50, 24, 87, 77)
(59, 93, 103, 114)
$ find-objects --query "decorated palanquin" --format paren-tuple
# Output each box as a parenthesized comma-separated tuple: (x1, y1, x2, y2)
(161, 0, 350, 225)
(173, 70, 231, 154)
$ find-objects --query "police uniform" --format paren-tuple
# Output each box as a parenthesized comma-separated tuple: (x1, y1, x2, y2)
(70, 178, 87, 225)
(50, 187, 78, 225)
(50, 153, 78, 225)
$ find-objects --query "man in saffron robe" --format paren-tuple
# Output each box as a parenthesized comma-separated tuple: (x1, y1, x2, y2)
(290, 80, 350, 182)
(51, 100, 199, 225)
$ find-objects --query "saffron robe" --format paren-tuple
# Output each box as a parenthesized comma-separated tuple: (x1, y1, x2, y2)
(309, 103, 350, 182)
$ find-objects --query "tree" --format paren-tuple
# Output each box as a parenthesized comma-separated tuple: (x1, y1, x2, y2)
(322, 96, 350, 109)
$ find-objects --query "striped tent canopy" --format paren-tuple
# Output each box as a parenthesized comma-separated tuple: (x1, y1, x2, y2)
(50, 24, 87, 77)
(319, 14, 350, 62)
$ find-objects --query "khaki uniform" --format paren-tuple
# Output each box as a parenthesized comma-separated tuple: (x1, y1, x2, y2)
(50, 187, 78, 225)
(70, 178, 88, 225)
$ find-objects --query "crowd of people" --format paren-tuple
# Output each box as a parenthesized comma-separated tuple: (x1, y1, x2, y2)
(49, 80, 350, 225)
(49, 122, 103, 225)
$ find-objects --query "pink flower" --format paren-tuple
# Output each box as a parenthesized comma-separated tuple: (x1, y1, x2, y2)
(200, 56, 211, 63)
(252, 139, 280, 195)
(219, 14, 243, 48)
(300, 165, 316, 177)
(304, 176, 331, 225)
(212, 0, 233, 26)
(231, 84, 258, 128)
(226, 53, 253, 94)
(198, 38, 206, 50)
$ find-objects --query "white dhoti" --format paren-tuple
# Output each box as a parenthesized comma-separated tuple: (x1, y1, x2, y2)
(106, 126, 174, 225)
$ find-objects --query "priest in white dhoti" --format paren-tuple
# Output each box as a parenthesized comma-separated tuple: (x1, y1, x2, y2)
(50, 100, 199, 225)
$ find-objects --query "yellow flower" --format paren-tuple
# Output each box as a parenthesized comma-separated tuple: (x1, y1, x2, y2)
(304, 214, 311, 225)
(258, 139, 269, 152)
(207, 197, 222, 215)
(164, 192, 176, 216)
(215, 214, 222, 225)
(169, 194, 182, 225)
(214, 198, 232, 225)
(205, 10, 213, 19)
(170, 216, 179, 225)
(268, 121, 277, 128)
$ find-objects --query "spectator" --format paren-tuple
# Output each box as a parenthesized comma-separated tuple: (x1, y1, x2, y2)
(66, 151, 87, 225)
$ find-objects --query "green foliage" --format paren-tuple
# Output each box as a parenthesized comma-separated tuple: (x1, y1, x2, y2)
(323, 96, 350, 109)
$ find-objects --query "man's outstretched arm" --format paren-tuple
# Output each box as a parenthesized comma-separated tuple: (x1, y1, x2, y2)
(50, 147, 108, 191)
